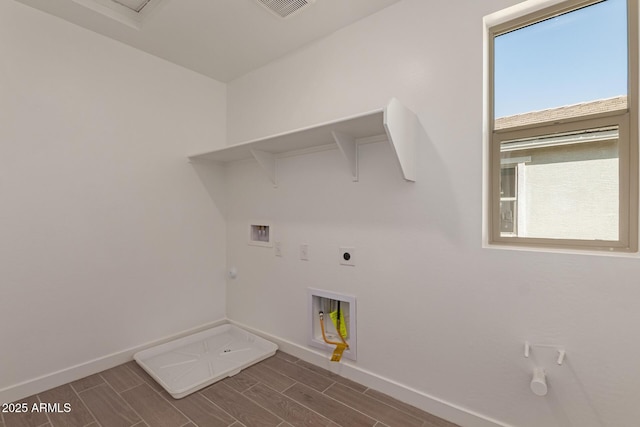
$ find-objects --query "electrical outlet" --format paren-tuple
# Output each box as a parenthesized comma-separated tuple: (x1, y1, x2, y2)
(339, 247, 355, 266)
(274, 241, 282, 257)
(300, 244, 309, 261)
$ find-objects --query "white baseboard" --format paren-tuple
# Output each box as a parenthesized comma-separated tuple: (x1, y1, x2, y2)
(2, 318, 512, 427)
(0, 318, 228, 404)
(228, 319, 514, 427)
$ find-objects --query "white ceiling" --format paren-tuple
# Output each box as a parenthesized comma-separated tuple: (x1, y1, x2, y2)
(15, 0, 400, 82)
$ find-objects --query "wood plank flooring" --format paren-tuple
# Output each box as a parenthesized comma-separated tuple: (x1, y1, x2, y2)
(2, 352, 459, 427)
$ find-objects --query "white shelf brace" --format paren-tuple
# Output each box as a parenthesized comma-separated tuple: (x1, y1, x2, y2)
(383, 98, 419, 182)
(332, 131, 358, 182)
(250, 149, 277, 187)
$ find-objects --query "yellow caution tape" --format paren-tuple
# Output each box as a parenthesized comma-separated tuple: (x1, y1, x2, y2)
(319, 311, 349, 363)
(329, 310, 348, 339)
(330, 343, 348, 362)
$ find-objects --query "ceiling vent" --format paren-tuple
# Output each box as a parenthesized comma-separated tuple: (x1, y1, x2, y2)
(71, 0, 164, 29)
(256, 0, 316, 19)
(111, 0, 152, 13)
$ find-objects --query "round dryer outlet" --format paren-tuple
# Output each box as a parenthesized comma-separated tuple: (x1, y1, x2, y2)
(339, 247, 355, 266)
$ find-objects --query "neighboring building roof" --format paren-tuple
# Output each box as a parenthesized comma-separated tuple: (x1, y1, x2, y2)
(495, 95, 628, 130)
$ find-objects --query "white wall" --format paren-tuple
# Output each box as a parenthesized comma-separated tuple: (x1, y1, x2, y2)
(226, 1, 640, 426)
(0, 0, 227, 401)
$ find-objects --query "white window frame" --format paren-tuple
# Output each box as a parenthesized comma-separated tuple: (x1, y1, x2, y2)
(484, 0, 639, 252)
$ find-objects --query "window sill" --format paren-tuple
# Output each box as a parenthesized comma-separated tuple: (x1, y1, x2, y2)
(483, 241, 640, 258)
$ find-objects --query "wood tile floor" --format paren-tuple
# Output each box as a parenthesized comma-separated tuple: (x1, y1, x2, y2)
(2, 351, 459, 427)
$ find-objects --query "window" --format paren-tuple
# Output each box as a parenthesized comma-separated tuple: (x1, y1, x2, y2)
(488, 0, 638, 251)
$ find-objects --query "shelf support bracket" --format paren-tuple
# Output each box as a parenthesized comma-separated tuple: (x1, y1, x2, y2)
(384, 98, 419, 182)
(250, 149, 277, 187)
(332, 131, 358, 182)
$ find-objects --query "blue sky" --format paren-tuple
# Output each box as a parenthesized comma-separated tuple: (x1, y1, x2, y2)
(494, 0, 627, 118)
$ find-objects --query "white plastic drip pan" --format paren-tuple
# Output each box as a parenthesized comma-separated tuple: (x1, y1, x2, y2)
(134, 324, 278, 399)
